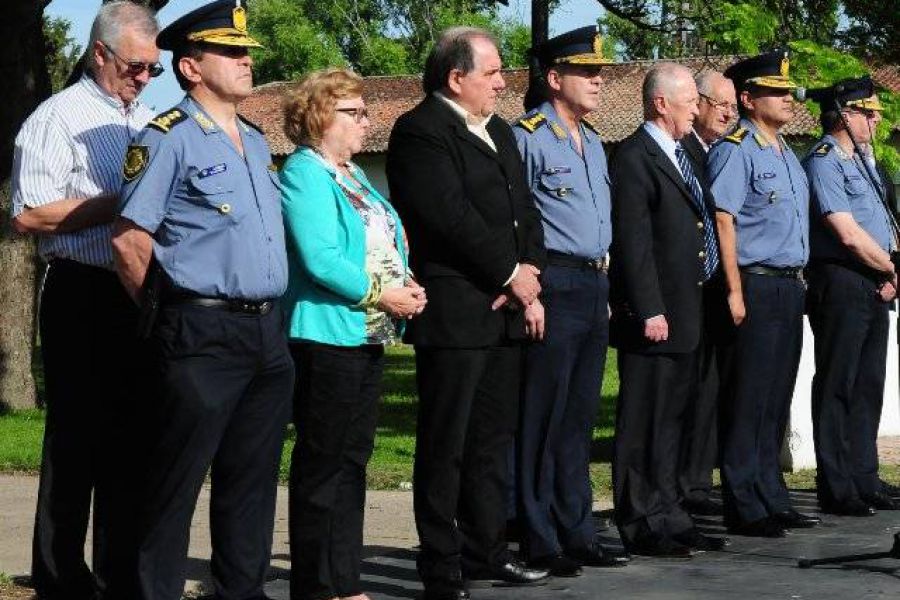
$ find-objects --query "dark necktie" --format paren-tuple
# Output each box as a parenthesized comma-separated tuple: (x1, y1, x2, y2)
(675, 143, 720, 280)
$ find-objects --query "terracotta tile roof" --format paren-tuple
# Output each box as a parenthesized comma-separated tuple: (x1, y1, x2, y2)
(239, 56, 822, 157)
(871, 63, 900, 93)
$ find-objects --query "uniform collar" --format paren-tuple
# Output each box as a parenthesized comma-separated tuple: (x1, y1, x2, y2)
(183, 96, 221, 135)
(81, 74, 142, 116)
(740, 117, 787, 150)
(821, 134, 853, 160)
(539, 101, 595, 144)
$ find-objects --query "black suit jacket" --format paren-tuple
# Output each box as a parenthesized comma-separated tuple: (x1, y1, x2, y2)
(386, 95, 546, 348)
(609, 126, 717, 354)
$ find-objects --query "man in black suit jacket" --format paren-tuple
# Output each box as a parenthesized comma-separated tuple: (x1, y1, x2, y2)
(609, 63, 727, 557)
(677, 70, 737, 517)
(386, 26, 548, 600)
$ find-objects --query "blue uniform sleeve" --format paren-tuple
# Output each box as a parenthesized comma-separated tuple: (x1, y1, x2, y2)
(707, 142, 748, 216)
(280, 155, 370, 303)
(119, 128, 179, 234)
(805, 154, 850, 216)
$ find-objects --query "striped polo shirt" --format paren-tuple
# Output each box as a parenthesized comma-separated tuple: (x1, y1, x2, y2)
(10, 75, 154, 269)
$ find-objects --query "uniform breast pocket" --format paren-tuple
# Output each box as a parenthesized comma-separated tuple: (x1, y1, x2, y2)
(845, 175, 871, 198)
(748, 173, 782, 209)
(187, 172, 243, 226)
(538, 167, 574, 199)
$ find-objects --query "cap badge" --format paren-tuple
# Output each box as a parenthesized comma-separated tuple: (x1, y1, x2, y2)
(233, 5, 248, 33)
(780, 55, 789, 78)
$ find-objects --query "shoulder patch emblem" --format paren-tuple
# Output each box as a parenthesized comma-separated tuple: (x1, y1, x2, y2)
(123, 145, 149, 182)
(724, 127, 749, 144)
(516, 112, 548, 133)
(147, 109, 187, 134)
(814, 142, 833, 157)
(581, 118, 600, 136)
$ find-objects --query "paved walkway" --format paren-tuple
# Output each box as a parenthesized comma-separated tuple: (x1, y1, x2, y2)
(2, 437, 899, 599)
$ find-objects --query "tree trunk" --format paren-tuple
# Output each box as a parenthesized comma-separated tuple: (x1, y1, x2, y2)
(0, 1, 52, 410)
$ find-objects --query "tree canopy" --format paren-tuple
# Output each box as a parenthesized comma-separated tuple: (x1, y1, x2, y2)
(247, 0, 530, 82)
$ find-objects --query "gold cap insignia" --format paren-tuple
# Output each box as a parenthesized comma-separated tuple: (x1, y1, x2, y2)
(780, 55, 789, 78)
(123, 145, 149, 182)
(593, 33, 603, 58)
(233, 5, 247, 33)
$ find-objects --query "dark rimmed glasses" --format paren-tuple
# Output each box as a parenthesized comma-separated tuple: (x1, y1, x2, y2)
(336, 107, 369, 123)
(700, 93, 737, 114)
(103, 43, 165, 78)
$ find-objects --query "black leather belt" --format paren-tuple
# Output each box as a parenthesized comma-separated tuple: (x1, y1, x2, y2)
(547, 251, 609, 272)
(169, 297, 275, 315)
(740, 265, 804, 280)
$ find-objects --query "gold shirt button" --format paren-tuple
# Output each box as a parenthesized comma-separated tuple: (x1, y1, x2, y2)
(219, 203, 231, 214)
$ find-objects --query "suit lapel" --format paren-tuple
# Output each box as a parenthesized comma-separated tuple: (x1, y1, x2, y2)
(638, 129, 698, 214)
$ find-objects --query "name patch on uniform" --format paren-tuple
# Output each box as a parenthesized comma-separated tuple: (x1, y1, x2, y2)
(123, 145, 149, 182)
(198, 163, 227, 178)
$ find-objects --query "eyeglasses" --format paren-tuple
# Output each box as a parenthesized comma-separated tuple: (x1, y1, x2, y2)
(845, 108, 879, 120)
(336, 107, 369, 123)
(700, 93, 737, 114)
(103, 43, 164, 78)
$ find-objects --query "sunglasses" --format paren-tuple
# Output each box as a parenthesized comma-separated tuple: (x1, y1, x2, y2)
(336, 107, 369, 123)
(104, 43, 164, 78)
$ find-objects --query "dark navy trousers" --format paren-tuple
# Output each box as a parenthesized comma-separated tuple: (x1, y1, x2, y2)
(721, 273, 805, 524)
(807, 263, 889, 504)
(518, 265, 609, 559)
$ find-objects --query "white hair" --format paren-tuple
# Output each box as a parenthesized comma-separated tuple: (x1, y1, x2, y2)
(87, 1, 159, 74)
(642, 62, 693, 118)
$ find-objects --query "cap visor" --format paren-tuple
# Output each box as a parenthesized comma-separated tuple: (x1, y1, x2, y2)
(556, 54, 614, 65)
(747, 76, 798, 90)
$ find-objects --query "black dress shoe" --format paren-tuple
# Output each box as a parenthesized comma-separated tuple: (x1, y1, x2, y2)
(566, 543, 630, 567)
(727, 517, 786, 538)
(772, 509, 820, 529)
(627, 535, 695, 558)
(683, 497, 724, 516)
(672, 529, 730, 551)
(421, 587, 470, 600)
(529, 554, 582, 577)
(862, 491, 899, 510)
(465, 559, 549, 587)
(820, 498, 876, 517)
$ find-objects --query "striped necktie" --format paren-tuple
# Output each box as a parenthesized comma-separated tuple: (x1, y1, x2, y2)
(675, 143, 719, 280)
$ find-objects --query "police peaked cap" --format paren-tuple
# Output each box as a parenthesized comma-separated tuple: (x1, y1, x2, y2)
(725, 49, 798, 91)
(157, 0, 262, 51)
(534, 25, 613, 68)
(807, 75, 884, 112)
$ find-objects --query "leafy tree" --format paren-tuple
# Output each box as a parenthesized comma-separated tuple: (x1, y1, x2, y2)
(44, 16, 82, 93)
(841, 0, 900, 63)
(248, 0, 530, 82)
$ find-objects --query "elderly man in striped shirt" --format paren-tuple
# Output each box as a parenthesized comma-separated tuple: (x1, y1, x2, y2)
(9, 3, 161, 599)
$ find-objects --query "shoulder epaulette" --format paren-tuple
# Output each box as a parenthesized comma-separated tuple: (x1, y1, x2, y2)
(581, 118, 600, 136)
(147, 109, 187, 134)
(516, 112, 548, 133)
(813, 142, 833, 157)
(239, 114, 264, 135)
(724, 127, 749, 144)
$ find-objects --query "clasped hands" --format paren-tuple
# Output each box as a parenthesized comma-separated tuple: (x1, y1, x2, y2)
(490, 264, 541, 311)
(377, 281, 427, 320)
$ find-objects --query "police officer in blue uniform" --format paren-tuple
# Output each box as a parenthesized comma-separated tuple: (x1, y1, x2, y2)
(803, 78, 899, 515)
(708, 50, 820, 537)
(513, 26, 627, 576)
(111, 2, 293, 599)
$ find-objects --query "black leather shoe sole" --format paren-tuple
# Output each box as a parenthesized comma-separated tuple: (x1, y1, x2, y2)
(529, 554, 582, 577)
(772, 511, 820, 529)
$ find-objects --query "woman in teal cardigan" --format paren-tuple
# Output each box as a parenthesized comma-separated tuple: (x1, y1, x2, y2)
(280, 69, 426, 600)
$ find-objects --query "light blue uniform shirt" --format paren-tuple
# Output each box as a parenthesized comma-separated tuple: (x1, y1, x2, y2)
(707, 118, 810, 268)
(119, 96, 288, 300)
(513, 101, 611, 259)
(804, 134, 894, 261)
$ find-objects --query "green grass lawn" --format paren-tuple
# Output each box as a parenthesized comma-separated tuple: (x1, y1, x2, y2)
(3, 345, 899, 497)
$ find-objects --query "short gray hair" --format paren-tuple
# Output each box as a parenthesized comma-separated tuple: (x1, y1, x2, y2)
(694, 70, 722, 97)
(422, 26, 499, 95)
(642, 62, 692, 118)
(88, 1, 159, 74)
